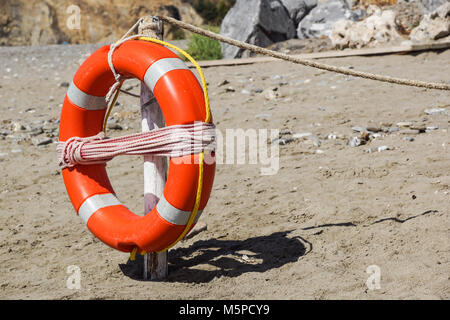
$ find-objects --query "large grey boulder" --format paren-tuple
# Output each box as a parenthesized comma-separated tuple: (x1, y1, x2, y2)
(297, 0, 365, 40)
(220, 0, 296, 59)
(279, 0, 318, 25)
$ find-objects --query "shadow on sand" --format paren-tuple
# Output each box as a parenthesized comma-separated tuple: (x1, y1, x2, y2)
(119, 230, 311, 283)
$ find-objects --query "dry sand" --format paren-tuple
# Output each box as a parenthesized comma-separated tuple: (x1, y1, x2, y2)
(0, 44, 448, 299)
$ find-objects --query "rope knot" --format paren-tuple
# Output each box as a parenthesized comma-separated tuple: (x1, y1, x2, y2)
(58, 132, 107, 169)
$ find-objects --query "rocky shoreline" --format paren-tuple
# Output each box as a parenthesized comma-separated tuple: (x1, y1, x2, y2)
(220, 0, 450, 58)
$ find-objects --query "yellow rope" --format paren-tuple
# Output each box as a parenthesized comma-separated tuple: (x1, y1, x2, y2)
(107, 37, 211, 257)
(130, 247, 138, 261)
(137, 37, 210, 253)
(158, 151, 205, 252)
(103, 36, 211, 134)
(138, 36, 211, 122)
(103, 82, 122, 133)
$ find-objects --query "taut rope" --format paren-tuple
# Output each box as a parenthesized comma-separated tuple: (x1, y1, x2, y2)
(159, 15, 450, 91)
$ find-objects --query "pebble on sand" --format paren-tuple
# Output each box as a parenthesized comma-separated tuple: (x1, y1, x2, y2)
(365, 145, 391, 153)
(32, 137, 53, 146)
(348, 136, 363, 147)
(396, 121, 413, 127)
(424, 108, 447, 115)
(255, 113, 271, 120)
(58, 81, 70, 88)
(263, 87, 280, 100)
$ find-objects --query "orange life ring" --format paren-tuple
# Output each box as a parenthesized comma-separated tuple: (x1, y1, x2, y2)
(58, 40, 215, 253)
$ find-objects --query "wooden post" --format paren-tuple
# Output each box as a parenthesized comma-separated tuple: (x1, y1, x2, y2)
(139, 16, 168, 280)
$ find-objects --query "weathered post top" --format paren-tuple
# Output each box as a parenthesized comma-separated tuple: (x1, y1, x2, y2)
(139, 16, 164, 39)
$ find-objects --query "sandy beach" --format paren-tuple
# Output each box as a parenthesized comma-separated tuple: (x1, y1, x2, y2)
(0, 44, 448, 299)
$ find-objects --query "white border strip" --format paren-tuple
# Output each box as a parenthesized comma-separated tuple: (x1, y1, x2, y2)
(67, 81, 108, 110)
(78, 193, 122, 224)
(156, 194, 203, 226)
(144, 58, 189, 91)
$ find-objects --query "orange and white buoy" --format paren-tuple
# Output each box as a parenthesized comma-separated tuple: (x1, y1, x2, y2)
(58, 39, 215, 253)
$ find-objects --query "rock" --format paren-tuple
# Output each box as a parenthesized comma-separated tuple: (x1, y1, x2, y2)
(388, 126, 400, 133)
(426, 126, 439, 131)
(297, 0, 365, 40)
(220, 0, 296, 58)
(410, 2, 450, 42)
(32, 137, 53, 146)
(11, 122, 25, 132)
(292, 132, 322, 146)
(367, 126, 382, 133)
(225, 86, 236, 93)
(348, 136, 363, 147)
(366, 145, 391, 153)
(397, 121, 413, 127)
(373, 132, 384, 139)
(404, 136, 415, 142)
(42, 122, 56, 133)
(279, 0, 318, 25)
(418, 0, 450, 13)
(395, 0, 424, 34)
(7, 133, 28, 143)
(263, 87, 280, 100)
(377, 145, 390, 152)
(330, 6, 402, 49)
(112, 111, 134, 121)
(11, 148, 23, 153)
(280, 129, 292, 136)
(352, 126, 367, 133)
(58, 81, 70, 88)
(409, 125, 426, 132)
(0, 0, 203, 46)
(307, 135, 322, 147)
(29, 127, 44, 137)
(327, 133, 337, 139)
(163, 2, 205, 40)
(292, 132, 313, 139)
(107, 123, 122, 130)
(399, 129, 421, 135)
(218, 80, 230, 87)
(255, 113, 271, 120)
(273, 137, 294, 145)
(424, 107, 448, 115)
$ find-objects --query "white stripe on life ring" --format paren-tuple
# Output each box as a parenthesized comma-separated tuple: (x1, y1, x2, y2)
(144, 58, 189, 91)
(78, 193, 204, 226)
(78, 193, 122, 224)
(67, 81, 108, 110)
(156, 194, 203, 226)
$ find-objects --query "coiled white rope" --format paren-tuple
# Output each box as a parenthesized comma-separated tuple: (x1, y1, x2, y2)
(58, 122, 216, 169)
